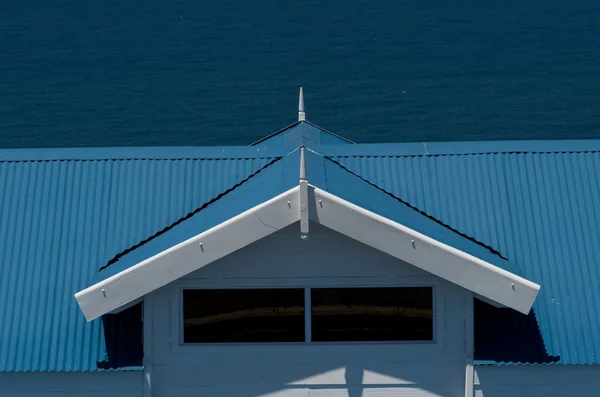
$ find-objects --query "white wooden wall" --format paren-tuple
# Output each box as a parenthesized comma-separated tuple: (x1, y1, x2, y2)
(0, 372, 143, 397)
(146, 223, 472, 397)
(4, 224, 596, 396)
(474, 365, 600, 396)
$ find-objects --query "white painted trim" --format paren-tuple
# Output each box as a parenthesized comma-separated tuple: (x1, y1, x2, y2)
(75, 187, 301, 321)
(304, 287, 312, 343)
(465, 360, 474, 397)
(465, 293, 474, 397)
(310, 186, 540, 314)
(300, 180, 309, 235)
(170, 282, 180, 353)
(173, 276, 440, 289)
(143, 296, 153, 397)
(75, 183, 539, 320)
(299, 148, 309, 235)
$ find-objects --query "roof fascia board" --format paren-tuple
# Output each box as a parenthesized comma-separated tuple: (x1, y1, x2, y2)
(0, 145, 284, 162)
(75, 186, 301, 321)
(314, 139, 600, 157)
(309, 185, 539, 314)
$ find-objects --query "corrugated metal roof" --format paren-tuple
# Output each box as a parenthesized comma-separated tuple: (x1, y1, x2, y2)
(0, 153, 274, 371)
(93, 156, 291, 284)
(330, 147, 600, 364)
(4, 120, 600, 370)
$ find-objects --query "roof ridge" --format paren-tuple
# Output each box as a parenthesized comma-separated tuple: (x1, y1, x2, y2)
(323, 156, 510, 261)
(0, 156, 274, 164)
(303, 120, 354, 144)
(0, 146, 280, 162)
(250, 120, 354, 147)
(332, 150, 600, 158)
(250, 121, 301, 146)
(317, 139, 600, 157)
(98, 156, 282, 272)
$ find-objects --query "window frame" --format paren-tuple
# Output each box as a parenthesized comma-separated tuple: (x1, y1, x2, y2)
(171, 277, 440, 353)
(181, 287, 308, 345)
(308, 286, 436, 343)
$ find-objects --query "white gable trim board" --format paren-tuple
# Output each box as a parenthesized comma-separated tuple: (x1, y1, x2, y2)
(75, 186, 301, 321)
(75, 183, 540, 321)
(310, 187, 539, 315)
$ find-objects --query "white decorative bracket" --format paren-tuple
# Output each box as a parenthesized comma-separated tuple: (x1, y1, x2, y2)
(299, 147, 309, 239)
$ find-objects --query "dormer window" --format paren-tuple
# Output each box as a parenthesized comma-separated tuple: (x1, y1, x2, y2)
(182, 286, 434, 344)
(183, 289, 305, 343)
(311, 287, 433, 342)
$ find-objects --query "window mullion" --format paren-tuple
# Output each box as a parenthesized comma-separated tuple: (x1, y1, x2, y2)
(304, 287, 311, 343)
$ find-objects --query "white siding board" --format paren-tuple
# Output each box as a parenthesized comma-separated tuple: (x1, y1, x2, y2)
(152, 343, 463, 366)
(151, 361, 465, 386)
(150, 289, 170, 344)
(309, 388, 460, 397)
(0, 372, 143, 397)
(2, 392, 141, 397)
(154, 387, 460, 397)
(474, 365, 600, 397)
(152, 385, 311, 397)
(149, 224, 470, 397)
(185, 223, 430, 280)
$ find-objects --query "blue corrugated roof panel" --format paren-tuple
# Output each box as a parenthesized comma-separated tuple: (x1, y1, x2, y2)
(329, 144, 600, 364)
(4, 120, 600, 370)
(94, 156, 291, 284)
(0, 152, 275, 371)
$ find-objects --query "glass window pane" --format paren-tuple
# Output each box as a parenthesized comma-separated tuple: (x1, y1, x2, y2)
(311, 287, 433, 342)
(183, 289, 305, 343)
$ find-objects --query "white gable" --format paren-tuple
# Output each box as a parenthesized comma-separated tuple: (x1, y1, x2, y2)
(185, 221, 430, 280)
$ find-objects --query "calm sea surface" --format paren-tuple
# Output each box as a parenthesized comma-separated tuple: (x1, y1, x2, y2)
(1, 0, 599, 148)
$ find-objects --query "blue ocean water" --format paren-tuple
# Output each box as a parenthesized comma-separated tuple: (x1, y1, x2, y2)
(0, 0, 599, 148)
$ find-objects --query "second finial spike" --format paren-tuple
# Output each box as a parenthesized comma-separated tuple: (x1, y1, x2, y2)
(298, 87, 306, 121)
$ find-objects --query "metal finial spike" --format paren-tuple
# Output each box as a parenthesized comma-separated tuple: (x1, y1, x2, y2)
(299, 147, 307, 181)
(298, 87, 306, 121)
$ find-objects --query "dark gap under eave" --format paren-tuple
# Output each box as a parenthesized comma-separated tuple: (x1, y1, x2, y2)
(474, 298, 559, 364)
(98, 303, 143, 370)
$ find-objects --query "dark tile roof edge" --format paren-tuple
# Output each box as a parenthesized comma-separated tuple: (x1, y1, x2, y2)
(474, 361, 563, 366)
(0, 146, 282, 162)
(318, 139, 600, 157)
(0, 367, 145, 373)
